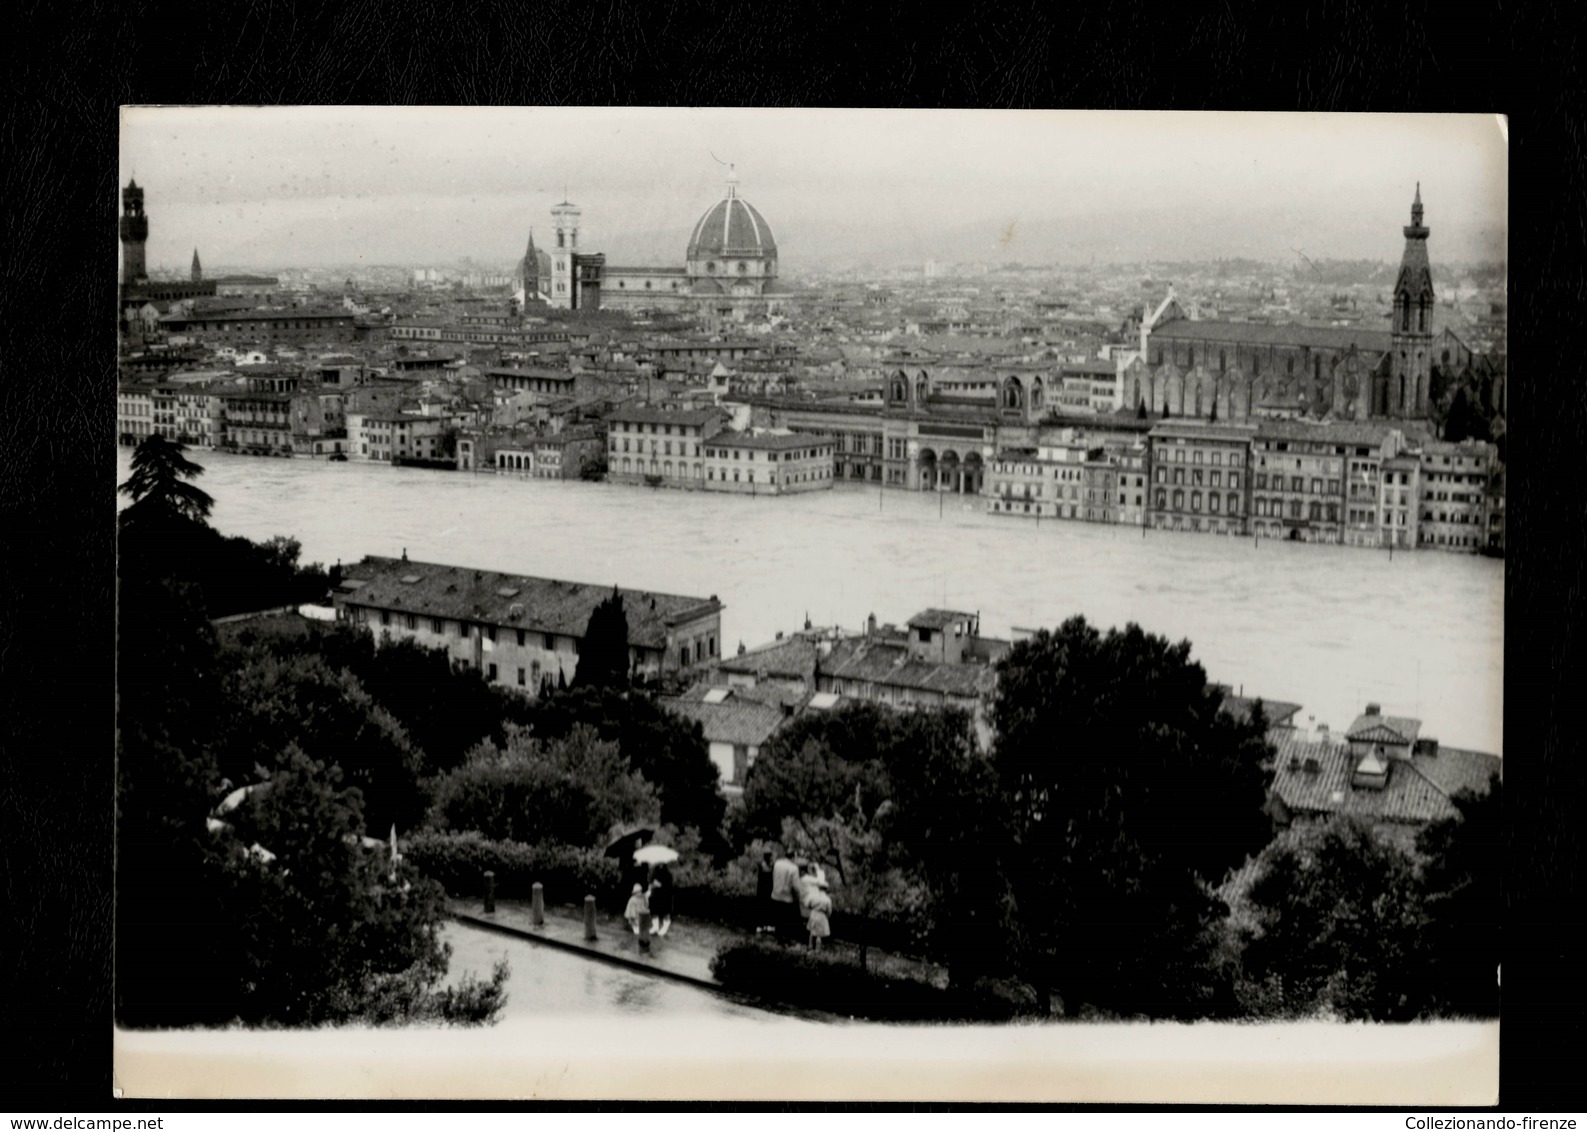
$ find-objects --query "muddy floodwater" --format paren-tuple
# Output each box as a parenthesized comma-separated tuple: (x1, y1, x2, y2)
(116, 449, 1504, 754)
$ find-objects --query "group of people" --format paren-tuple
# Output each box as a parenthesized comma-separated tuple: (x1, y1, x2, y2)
(618, 849, 836, 954)
(758, 851, 833, 950)
(623, 863, 674, 946)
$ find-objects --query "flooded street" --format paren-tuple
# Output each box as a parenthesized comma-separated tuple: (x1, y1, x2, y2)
(117, 449, 1504, 754)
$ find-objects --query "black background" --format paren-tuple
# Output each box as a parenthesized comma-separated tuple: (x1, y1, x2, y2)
(3, 0, 1578, 1112)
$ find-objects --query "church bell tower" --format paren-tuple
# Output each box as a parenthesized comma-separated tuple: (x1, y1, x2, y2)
(120, 179, 149, 284)
(1389, 184, 1434, 418)
(549, 200, 581, 309)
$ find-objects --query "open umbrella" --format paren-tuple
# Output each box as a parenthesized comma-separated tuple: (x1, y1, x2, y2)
(633, 844, 679, 866)
(604, 827, 656, 860)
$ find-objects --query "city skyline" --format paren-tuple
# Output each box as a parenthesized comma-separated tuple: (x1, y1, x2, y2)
(119, 108, 1508, 273)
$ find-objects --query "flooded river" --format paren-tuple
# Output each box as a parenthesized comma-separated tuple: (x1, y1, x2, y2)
(116, 449, 1503, 754)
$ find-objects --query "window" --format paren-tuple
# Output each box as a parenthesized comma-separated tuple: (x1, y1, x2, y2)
(487, 663, 498, 681)
(1291, 476, 1303, 493)
(1174, 468, 1184, 485)
(485, 626, 496, 642)
(1156, 489, 1167, 510)
(1191, 491, 1202, 512)
(1255, 473, 1266, 490)
(1209, 493, 1220, 513)
(1192, 469, 1203, 486)
(544, 633, 555, 650)
(380, 610, 390, 626)
(1227, 492, 1239, 513)
(1172, 490, 1184, 510)
(431, 617, 443, 633)
(517, 668, 526, 686)
(1211, 470, 1222, 487)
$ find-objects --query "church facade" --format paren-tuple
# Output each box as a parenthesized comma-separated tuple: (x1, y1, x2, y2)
(1128, 187, 1450, 425)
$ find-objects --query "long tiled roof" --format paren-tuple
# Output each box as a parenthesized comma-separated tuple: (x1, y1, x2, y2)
(1152, 317, 1393, 354)
(716, 636, 819, 679)
(336, 556, 720, 650)
(1252, 419, 1404, 447)
(1268, 729, 1500, 827)
(820, 638, 996, 699)
(659, 694, 787, 747)
(712, 429, 832, 452)
(608, 404, 726, 427)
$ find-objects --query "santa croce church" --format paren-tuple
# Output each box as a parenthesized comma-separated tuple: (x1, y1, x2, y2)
(1126, 186, 1481, 426)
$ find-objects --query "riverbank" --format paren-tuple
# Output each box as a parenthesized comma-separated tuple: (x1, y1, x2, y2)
(117, 447, 1504, 754)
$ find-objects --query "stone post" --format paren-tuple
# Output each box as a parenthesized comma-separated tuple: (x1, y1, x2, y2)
(483, 870, 496, 914)
(531, 881, 545, 926)
(583, 895, 598, 941)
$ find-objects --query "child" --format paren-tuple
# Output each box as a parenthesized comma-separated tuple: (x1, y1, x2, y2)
(807, 902, 830, 951)
(624, 883, 649, 935)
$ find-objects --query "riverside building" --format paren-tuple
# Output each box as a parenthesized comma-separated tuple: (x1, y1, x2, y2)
(333, 555, 724, 690)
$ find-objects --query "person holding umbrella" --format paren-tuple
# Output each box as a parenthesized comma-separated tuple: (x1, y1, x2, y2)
(647, 865, 674, 938)
(633, 843, 679, 939)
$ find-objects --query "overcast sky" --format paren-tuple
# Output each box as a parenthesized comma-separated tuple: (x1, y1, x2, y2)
(119, 108, 1508, 272)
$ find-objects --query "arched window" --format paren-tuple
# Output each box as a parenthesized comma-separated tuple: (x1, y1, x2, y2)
(1286, 356, 1294, 376)
(1401, 299, 1411, 332)
(1219, 349, 1226, 372)
(1252, 354, 1261, 378)
(1187, 346, 1195, 367)
(1418, 301, 1427, 333)
(1314, 356, 1322, 381)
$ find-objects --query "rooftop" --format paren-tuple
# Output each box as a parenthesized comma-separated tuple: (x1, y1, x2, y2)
(820, 638, 996, 700)
(335, 555, 721, 651)
(1151, 316, 1393, 355)
(1268, 728, 1499, 828)
(907, 609, 977, 630)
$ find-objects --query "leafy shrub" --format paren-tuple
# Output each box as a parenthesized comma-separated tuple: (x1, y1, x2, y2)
(404, 829, 621, 906)
(709, 938, 1040, 1023)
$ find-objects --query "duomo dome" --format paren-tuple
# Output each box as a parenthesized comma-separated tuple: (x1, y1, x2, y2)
(685, 166, 777, 293)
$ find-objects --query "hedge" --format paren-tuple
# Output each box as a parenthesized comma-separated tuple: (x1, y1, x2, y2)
(403, 830, 621, 905)
(709, 938, 1041, 1023)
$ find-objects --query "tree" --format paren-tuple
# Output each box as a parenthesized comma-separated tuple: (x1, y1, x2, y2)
(739, 700, 897, 844)
(1239, 816, 1430, 1021)
(990, 617, 1274, 1017)
(526, 687, 728, 857)
(1416, 777, 1502, 1017)
(573, 587, 630, 690)
(118, 434, 215, 526)
(216, 652, 430, 834)
(429, 724, 659, 847)
(219, 744, 502, 1026)
(880, 707, 1015, 989)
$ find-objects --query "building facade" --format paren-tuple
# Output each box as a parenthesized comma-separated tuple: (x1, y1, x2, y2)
(605, 405, 727, 487)
(333, 555, 724, 691)
(701, 431, 834, 494)
(1147, 422, 1253, 535)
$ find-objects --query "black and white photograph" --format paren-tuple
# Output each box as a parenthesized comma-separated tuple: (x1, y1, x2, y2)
(110, 107, 1505, 1103)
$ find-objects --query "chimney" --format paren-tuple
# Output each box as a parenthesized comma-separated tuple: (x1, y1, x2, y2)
(866, 612, 877, 638)
(1365, 703, 1381, 717)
